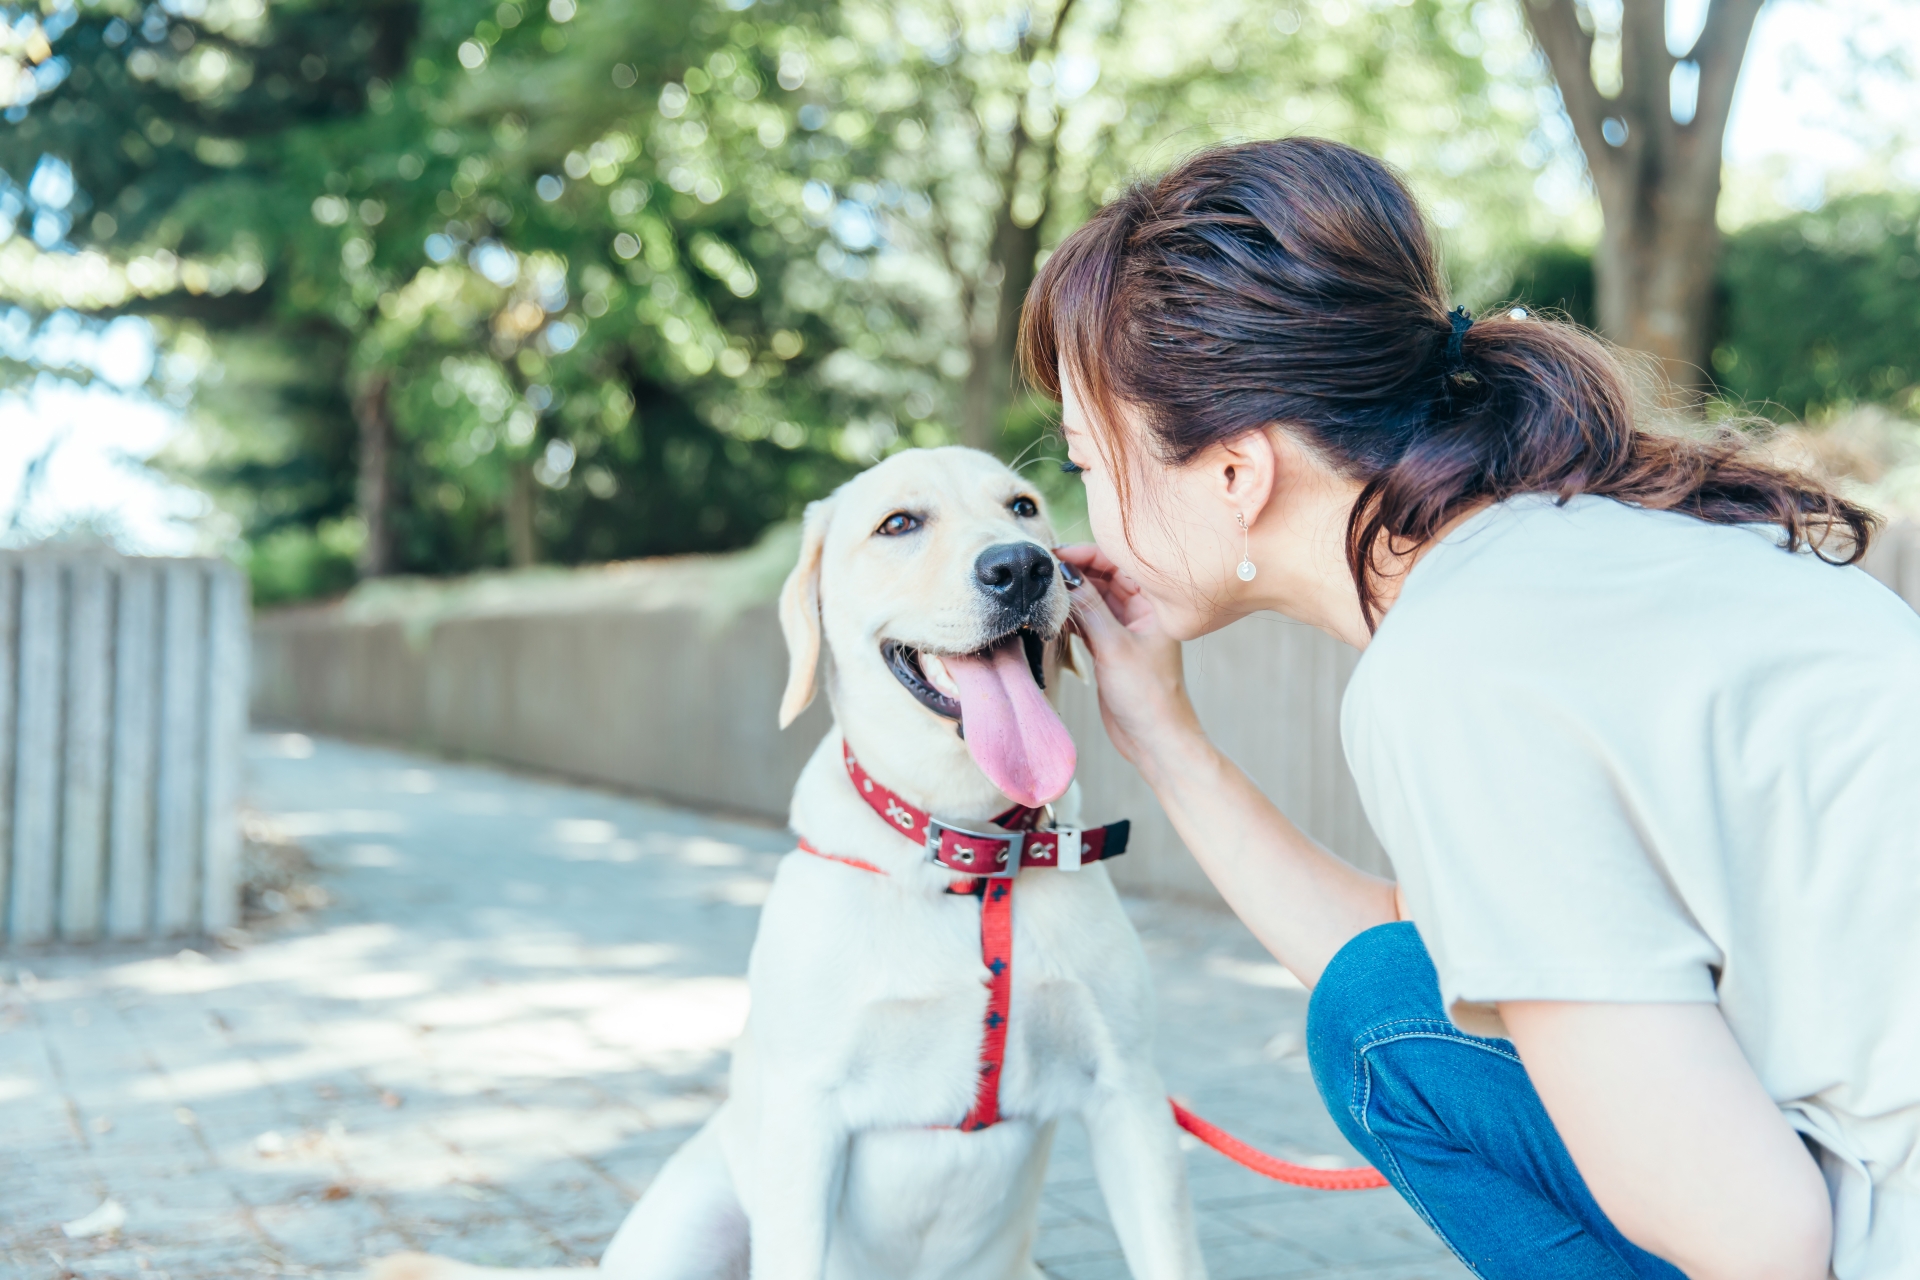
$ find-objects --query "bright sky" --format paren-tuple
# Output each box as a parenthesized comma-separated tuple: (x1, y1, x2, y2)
(2, 0, 1915, 557)
(1723, 0, 1920, 209)
(0, 313, 218, 554)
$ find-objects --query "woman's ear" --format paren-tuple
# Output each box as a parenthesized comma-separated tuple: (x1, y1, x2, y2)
(777, 497, 835, 728)
(1220, 427, 1280, 523)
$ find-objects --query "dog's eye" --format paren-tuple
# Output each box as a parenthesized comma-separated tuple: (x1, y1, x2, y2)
(1058, 459, 1084, 475)
(876, 511, 922, 537)
(1009, 496, 1039, 518)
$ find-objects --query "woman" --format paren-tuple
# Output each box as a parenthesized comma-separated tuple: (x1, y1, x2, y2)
(1029, 138, 1920, 1280)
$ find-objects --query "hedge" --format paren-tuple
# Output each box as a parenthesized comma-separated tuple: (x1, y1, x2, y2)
(1498, 194, 1920, 420)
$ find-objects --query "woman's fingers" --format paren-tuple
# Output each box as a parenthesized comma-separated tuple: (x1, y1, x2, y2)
(1057, 543, 1170, 658)
(1058, 544, 1130, 592)
(1069, 580, 1128, 654)
(1056, 543, 1149, 619)
(1055, 543, 1115, 573)
(1074, 573, 1176, 662)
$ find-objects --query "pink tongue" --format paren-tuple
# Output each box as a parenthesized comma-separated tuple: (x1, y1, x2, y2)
(942, 641, 1076, 808)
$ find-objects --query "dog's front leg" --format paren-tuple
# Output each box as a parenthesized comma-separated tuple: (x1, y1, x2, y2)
(747, 1086, 847, 1280)
(1083, 1071, 1209, 1279)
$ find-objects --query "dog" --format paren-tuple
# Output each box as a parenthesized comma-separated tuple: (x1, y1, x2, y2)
(375, 447, 1206, 1280)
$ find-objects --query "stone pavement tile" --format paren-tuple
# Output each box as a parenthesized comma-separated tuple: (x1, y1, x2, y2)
(0, 735, 1467, 1279)
(1035, 1175, 1110, 1225)
(251, 1193, 394, 1271)
(391, 1212, 580, 1271)
(1033, 1219, 1129, 1264)
(1258, 1197, 1456, 1270)
(1035, 1196, 1089, 1230)
(1197, 1236, 1331, 1279)
(1323, 1264, 1470, 1280)
(1036, 1253, 1131, 1280)
(1192, 1208, 1270, 1246)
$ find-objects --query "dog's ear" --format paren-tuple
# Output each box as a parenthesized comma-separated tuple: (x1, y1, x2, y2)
(777, 497, 834, 728)
(1054, 618, 1084, 680)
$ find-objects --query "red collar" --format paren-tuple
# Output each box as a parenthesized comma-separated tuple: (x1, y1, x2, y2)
(836, 741, 1129, 876)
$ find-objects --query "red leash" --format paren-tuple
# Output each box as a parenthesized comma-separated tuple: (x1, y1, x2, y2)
(805, 745, 1387, 1189)
(1170, 1100, 1388, 1191)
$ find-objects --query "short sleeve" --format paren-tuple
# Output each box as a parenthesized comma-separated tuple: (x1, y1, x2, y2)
(1343, 646, 1724, 1038)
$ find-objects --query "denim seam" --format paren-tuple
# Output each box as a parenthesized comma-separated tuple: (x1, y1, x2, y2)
(1354, 1017, 1523, 1066)
(1346, 1021, 1528, 1280)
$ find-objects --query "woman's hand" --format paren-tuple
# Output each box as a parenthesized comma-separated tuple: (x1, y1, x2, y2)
(1055, 544, 1203, 779)
(1054, 542, 1398, 987)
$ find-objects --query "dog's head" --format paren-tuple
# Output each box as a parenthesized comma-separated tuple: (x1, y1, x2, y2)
(778, 447, 1078, 808)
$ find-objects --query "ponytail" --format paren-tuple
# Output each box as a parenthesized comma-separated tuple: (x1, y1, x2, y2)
(1347, 310, 1874, 625)
(1019, 138, 1877, 628)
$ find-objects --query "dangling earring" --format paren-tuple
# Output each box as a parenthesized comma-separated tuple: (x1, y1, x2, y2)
(1236, 513, 1257, 582)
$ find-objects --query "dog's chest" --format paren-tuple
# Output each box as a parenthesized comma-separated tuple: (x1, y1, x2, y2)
(832, 877, 1141, 1131)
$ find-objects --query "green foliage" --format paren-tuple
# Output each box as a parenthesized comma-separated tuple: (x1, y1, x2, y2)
(181, 329, 361, 546)
(1713, 194, 1920, 420)
(1497, 240, 1594, 328)
(5, 0, 1568, 601)
(1497, 198, 1920, 422)
(246, 519, 364, 607)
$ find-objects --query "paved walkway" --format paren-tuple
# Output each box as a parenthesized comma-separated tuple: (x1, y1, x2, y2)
(2, 735, 1465, 1280)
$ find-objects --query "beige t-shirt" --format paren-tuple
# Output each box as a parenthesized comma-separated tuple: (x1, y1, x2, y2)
(1341, 494, 1920, 1280)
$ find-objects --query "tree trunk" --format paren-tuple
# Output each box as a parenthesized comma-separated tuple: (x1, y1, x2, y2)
(1523, 0, 1765, 397)
(352, 372, 394, 578)
(960, 125, 1053, 452)
(1593, 184, 1722, 380)
(505, 460, 538, 568)
(958, 0, 1078, 452)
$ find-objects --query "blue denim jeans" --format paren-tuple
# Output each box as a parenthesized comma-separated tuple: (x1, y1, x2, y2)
(1306, 923, 1687, 1280)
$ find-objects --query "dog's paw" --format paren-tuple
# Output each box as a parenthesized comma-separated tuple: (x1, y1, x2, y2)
(366, 1253, 469, 1280)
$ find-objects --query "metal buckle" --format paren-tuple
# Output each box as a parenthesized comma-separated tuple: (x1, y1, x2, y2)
(926, 817, 1024, 878)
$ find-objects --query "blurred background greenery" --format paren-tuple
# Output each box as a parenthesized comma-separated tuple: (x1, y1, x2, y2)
(1, 0, 1916, 604)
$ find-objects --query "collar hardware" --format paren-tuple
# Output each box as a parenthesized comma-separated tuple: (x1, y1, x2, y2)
(926, 818, 1023, 877)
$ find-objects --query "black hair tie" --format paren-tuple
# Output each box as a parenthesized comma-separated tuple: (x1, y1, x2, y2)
(1444, 306, 1474, 375)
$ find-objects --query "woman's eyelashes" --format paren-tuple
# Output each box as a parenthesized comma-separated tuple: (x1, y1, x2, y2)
(1059, 458, 1085, 475)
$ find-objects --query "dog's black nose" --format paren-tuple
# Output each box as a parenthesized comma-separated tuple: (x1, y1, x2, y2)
(974, 542, 1055, 614)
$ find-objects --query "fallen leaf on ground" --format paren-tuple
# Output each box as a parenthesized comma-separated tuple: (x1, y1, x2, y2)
(61, 1198, 126, 1239)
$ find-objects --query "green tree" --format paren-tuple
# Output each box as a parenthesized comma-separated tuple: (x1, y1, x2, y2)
(1713, 194, 1920, 420)
(757, 0, 1566, 451)
(1521, 0, 1765, 392)
(4, 0, 863, 596)
(1498, 194, 1920, 422)
(5, 0, 1567, 602)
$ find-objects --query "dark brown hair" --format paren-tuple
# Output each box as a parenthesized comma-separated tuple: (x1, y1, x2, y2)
(1019, 137, 1876, 627)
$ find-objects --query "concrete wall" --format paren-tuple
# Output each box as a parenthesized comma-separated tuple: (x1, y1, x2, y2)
(3, 552, 248, 945)
(253, 601, 833, 823)
(1058, 618, 1386, 897)
(253, 521, 1920, 906)
(253, 591, 1386, 902)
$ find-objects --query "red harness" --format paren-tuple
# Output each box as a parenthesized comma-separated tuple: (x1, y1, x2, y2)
(800, 742, 1129, 1131)
(797, 743, 1388, 1189)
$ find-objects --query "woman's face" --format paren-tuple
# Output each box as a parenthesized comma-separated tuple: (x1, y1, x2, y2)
(1059, 373, 1245, 642)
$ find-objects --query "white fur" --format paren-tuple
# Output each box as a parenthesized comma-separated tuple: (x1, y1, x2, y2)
(372, 448, 1205, 1280)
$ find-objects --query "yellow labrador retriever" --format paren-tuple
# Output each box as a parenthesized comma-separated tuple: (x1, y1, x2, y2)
(376, 446, 1204, 1280)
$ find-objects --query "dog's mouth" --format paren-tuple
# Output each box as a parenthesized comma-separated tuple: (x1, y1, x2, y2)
(881, 630, 1046, 720)
(878, 629, 1073, 808)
